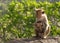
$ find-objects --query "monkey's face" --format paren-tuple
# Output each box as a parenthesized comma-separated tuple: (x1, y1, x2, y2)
(35, 9, 44, 18)
(36, 10, 41, 17)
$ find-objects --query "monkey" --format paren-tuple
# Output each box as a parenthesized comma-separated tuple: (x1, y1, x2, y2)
(34, 8, 50, 38)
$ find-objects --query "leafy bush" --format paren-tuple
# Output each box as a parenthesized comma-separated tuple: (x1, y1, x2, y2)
(0, 0, 60, 39)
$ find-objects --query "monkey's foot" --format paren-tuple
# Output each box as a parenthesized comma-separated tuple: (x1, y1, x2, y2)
(43, 36, 47, 39)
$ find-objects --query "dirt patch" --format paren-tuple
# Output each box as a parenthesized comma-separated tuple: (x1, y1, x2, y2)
(6, 36, 60, 43)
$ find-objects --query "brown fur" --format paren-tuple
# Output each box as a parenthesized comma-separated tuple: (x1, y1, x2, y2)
(34, 8, 50, 38)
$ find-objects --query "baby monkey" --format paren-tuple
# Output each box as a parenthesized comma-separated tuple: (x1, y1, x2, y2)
(34, 8, 50, 38)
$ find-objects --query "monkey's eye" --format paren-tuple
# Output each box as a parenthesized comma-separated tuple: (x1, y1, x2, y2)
(42, 12, 44, 14)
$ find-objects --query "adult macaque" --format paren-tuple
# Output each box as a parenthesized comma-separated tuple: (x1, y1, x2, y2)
(34, 8, 50, 38)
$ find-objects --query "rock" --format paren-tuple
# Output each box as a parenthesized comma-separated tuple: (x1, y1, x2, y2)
(6, 37, 60, 43)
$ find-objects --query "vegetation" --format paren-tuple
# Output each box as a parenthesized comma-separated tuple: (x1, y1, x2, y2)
(0, 0, 60, 40)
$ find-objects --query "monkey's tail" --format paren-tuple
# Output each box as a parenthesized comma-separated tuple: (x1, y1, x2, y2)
(43, 27, 50, 38)
(46, 27, 50, 36)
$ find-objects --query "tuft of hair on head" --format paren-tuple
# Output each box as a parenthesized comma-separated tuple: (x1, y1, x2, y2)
(35, 8, 41, 11)
(35, 8, 45, 14)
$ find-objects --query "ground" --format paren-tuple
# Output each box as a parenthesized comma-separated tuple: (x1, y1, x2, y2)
(6, 36, 60, 43)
